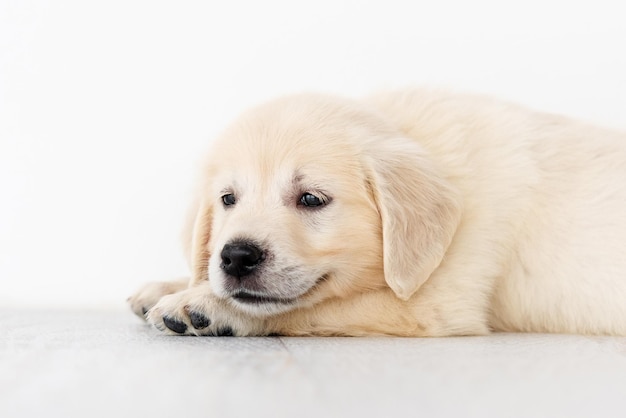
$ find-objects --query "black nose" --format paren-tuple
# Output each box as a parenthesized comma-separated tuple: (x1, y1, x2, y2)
(220, 242, 264, 278)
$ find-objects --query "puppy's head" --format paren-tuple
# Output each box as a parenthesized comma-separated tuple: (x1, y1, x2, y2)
(186, 94, 461, 316)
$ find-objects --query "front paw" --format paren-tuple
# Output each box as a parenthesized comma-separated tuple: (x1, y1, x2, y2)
(127, 279, 189, 320)
(146, 284, 264, 336)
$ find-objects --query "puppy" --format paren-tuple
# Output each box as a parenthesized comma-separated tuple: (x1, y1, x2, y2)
(128, 89, 626, 336)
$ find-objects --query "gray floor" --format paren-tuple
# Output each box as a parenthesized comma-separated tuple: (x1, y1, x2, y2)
(1, 310, 625, 418)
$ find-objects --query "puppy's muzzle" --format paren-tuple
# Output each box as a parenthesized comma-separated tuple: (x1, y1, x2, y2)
(220, 242, 264, 279)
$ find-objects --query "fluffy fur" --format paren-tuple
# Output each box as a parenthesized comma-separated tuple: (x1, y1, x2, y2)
(128, 89, 626, 336)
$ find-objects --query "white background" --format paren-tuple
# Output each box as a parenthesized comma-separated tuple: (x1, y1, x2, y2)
(1, 0, 625, 309)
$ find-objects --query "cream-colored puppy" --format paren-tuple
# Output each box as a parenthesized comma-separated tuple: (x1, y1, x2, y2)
(128, 89, 626, 336)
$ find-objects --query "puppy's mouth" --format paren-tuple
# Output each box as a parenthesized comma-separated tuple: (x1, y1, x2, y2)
(231, 290, 296, 305)
(229, 274, 330, 307)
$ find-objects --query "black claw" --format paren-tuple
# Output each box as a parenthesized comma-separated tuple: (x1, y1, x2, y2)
(189, 312, 210, 329)
(216, 326, 234, 337)
(162, 316, 187, 334)
(141, 307, 148, 316)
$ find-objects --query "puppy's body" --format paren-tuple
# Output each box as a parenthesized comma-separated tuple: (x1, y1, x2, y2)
(129, 89, 626, 336)
(372, 92, 626, 335)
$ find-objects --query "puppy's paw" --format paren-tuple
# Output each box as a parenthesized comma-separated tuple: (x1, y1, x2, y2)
(127, 279, 189, 320)
(146, 283, 266, 336)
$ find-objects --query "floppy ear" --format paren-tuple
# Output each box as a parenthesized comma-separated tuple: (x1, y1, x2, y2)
(365, 137, 462, 300)
(181, 197, 214, 285)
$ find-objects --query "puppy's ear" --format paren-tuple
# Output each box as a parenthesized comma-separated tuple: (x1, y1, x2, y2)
(365, 137, 462, 300)
(182, 198, 214, 285)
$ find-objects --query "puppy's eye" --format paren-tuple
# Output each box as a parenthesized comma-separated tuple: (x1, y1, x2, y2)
(299, 193, 325, 208)
(222, 194, 236, 206)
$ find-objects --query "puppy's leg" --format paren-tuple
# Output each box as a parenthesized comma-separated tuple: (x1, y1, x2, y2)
(269, 287, 490, 337)
(128, 278, 190, 320)
(146, 282, 490, 337)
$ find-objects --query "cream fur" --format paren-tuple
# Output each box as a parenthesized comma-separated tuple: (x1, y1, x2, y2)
(128, 89, 626, 336)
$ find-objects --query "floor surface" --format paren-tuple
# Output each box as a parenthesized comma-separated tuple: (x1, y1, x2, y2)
(1, 310, 625, 418)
